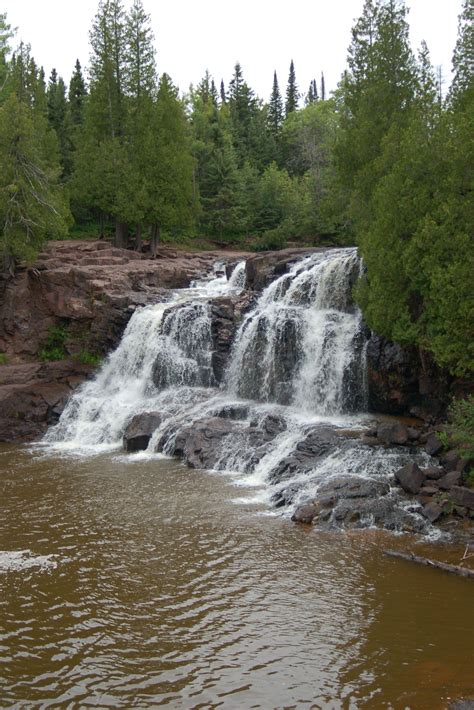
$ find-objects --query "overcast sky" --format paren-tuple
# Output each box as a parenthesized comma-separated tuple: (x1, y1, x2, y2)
(3, 0, 463, 101)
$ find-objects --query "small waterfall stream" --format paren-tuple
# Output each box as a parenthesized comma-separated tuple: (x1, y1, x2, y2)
(44, 249, 432, 532)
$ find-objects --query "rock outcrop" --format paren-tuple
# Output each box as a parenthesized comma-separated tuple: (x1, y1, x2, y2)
(0, 361, 94, 441)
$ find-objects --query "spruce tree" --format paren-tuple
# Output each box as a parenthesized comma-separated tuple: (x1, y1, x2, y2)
(285, 59, 298, 116)
(220, 79, 226, 104)
(267, 71, 283, 134)
(68, 59, 87, 125)
(320, 72, 326, 100)
(306, 78, 318, 104)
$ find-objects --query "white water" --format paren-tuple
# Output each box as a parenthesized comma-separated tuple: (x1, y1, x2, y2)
(226, 249, 367, 413)
(44, 249, 433, 532)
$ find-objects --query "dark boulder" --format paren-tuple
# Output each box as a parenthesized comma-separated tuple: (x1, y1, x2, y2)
(449, 486, 474, 511)
(438, 470, 462, 491)
(316, 475, 390, 503)
(421, 501, 444, 523)
(123, 412, 162, 452)
(376, 422, 408, 445)
(394, 462, 425, 494)
(425, 433, 444, 456)
(291, 503, 318, 524)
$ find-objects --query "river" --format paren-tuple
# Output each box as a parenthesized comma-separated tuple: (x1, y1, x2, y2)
(1, 444, 473, 709)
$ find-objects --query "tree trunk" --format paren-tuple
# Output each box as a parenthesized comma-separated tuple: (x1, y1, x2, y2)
(115, 221, 129, 250)
(384, 550, 474, 579)
(99, 212, 105, 240)
(2, 252, 15, 278)
(135, 223, 142, 252)
(150, 223, 160, 258)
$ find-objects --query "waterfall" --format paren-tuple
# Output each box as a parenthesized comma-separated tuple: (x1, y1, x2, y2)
(43, 248, 432, 532)
(44, 264, 245, 452)
(225, 248, 367, 413)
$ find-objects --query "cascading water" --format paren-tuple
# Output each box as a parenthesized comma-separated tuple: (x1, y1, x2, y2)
(44, 249, 434, 533)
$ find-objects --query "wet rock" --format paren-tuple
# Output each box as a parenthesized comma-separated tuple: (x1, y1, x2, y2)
(440, 449, 461, 471)
(407, 426, 421, 441)
(423, 466, 445, 480)
(244, 248, 321, 291)
(324, 497, 426, 533)
(394, 463, 425, 494)
(291, 503, 317, 524)
(421, 501, 444, 523)
(418, 485, 439, 497)
(171, 417, 239, 469)
(123, 412, 162, 452)
(438, 471, 462, 490)
(361, 435, 379, 446)
(377, 422, 408, 445)
(0, 361, 94, 441)
(425, 433, 444, 456)
(449, 486, 474, 511)
(316, 476, 390, 503)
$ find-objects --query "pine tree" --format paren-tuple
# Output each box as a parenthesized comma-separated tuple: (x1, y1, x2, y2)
(143, 74, 196, 254)
(0, 13, 13, 94)
(306, 78, 318, 104)
(219, 79, 226, 104)
(227, 62, 259, 165)
(124, 0, 156, 104)
(449, 0, 474, 109)
(320, 72, 326, 100)
(267, 71, 283, 134)
(0, 92, 70, 272)
(285, 59, 298, 116)
(68, 59, 87, 125)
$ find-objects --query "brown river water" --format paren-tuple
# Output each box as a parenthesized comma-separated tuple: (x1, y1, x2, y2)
(1, 444, 473, 709)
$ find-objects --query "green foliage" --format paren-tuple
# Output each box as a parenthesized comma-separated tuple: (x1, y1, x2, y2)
(39, 324, 69, 361)
(447, 396, 474, 462)
(0, 91, 71, 269)
(0, 352, 8, 365)
(73, 349, 102, 366)
(285, 60, 298, 116)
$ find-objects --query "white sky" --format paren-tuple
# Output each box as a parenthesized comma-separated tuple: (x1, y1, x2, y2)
(3, 0, 462, 101)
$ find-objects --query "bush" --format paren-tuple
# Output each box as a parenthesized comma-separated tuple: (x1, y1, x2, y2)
(447, 395, 474, 486)
(74, 350, 102, 366)
(39, 325, 68, 361)
(0, 352, 7, 365)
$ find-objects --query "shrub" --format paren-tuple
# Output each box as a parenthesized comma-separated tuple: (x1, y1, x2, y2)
(39, 325, 68, 361)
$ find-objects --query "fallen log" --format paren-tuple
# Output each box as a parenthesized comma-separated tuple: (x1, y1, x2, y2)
(383, 549, 474, 579)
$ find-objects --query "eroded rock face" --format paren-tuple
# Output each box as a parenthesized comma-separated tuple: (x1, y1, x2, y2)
(0, 361, 94, 441)
(244, 248, 322, 291)
(0, 240, 250, 361)
(123, 412, 162, 452)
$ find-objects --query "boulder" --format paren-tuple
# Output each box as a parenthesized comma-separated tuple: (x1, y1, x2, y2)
(449, 486, 474, 511)
(394, 462, 425, 494)
(316, 475, 390, 503)
(438, 470, 462, 491)
(291, 504, 317, 524)
(425, 433, 444, 456)
(376, 422, 408, 445)
(421, 501, 444, 523)
(423, 466, 445, 480)
(440, 449, 461, 471)
(123, 412, 162, 452)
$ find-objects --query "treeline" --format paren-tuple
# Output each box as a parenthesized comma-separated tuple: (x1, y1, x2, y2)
(335, 0, 473, 377)
(0, 0, 472, 377)
(0, 0, 336, 261)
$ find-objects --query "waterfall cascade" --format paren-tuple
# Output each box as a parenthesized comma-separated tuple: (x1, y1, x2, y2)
(44, 249, 432, 531)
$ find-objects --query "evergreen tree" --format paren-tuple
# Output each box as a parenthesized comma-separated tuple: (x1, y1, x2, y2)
(0, 92, 70, 272)
(68, 59, 87, 125)
(47, 69, 72, 176)
(124, 0, 156, 104)
(306, 78, 318, 104)
(320, 72, 326, 100)
(449, 0, 474, 109)
(267, 71, 283, 134)
(285, 59, 298, 116)
(143, 74, 196, 254)
(227, 62, 259, 165)
(219, 79, 226, 104)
